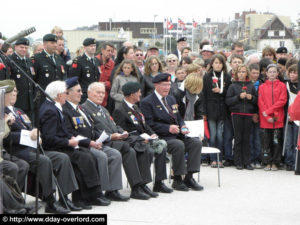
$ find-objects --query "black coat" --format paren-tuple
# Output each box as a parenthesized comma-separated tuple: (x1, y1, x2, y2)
(68, 54, 101, 102)
(33, 51, 66, 91)
(141, 75, 155, 97)
(225, 81, 257, 114)
(202, 70, 232, 120)
(0, 54, 10, 80)
(9, 53, 34, 111)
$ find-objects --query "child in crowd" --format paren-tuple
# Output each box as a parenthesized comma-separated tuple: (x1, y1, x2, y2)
(226, 64, 257, 170)
(249, 63, 262, 168)
(110, 59, 139, 109)
(284, 64, 299, 171)
(258, 64, 287, 171)
(202, 54, 231, 168)
(229, 54, 244, 80)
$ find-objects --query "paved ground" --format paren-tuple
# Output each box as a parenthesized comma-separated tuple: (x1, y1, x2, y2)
(27, 164, 300, 225)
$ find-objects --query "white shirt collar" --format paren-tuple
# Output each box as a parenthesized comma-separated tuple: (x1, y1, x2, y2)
(54, 102, 63, 112)
(124, 99, 134, 110)
(154, 90, 169, 112)
(44, 50, 54, 57)
(15, 52, 26, 60)
(67, 100, 78, 110)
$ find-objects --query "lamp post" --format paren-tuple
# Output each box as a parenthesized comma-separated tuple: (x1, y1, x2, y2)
(154, 14, 158, 46)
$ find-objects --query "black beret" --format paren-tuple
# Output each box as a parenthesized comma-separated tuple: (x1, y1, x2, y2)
(122, 82, 141, 96)
(147, 46, 159, 51)
(152, 73, 171, 83)
(66, 77, 79, 89)
(83, 38, 96, 46)
(177, 37, 187, 43)
(277, 58, 287, 66)
(43, 34, 57, 42)
(0, 79, 16, 93)
(15, 37, 29, 46)
(276, 47, 288, 54)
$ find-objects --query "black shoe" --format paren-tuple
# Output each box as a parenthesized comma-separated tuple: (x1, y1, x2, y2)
(88, 196, 111, 206)
(236, 165, 243, 170)
(4, 208, 27, 214)
(184, 177, 204, 191)
(24, 203, 42, 214)
(223, 160, 233, 167)
(141, 184, 158, 198)
(130, 186, 150, 200)
(153, 182, 173, 193)
(105, 190, 130, 202)
(62, 199, 82, 211)
(245, 165, 254, 170)
(45, 201, 71, 214)
(172, 180, 189, 191)
(295, 171, 300, 175)
(73, 200, 92, 210)
(286, 165, 293, 171)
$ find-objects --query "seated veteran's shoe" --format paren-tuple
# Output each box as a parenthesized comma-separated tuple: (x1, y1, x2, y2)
(73, 200, 92, 210)
(130, 186, 150, 200)
(141, 184, 158, 198)
(105, 190, 130, 202)
(153, 182, 173, 193)
(245, 165, 254, 170)
(172, 180, 189, 191)
(4, 208, 27, 214)
(88, 196, 111, 206)
(62, 199, 82, 211)
(264, 164, 271, 171)
(183, 177, 204, 191)
(45, 201, 70, 214)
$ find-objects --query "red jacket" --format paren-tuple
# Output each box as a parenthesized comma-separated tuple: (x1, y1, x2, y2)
(95, 54, 115, 107)
(258, 79, 287, 129)
(288, 92, 300, 150)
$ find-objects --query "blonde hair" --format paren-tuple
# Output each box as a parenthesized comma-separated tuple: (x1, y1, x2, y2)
(51, 26, 63, 34)
(186, 64, 201, 75)
(184, 73, 203, 94)
(234, 64, 250, 81)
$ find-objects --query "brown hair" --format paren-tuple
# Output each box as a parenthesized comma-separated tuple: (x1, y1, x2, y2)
(186, 64, 201, 75)
(287, 64, 298, 76)
(144, 56, 163, 76)
(230, 54, 244, 63)
(114, 59, 139, 80)
(285, 58, 298, 70)
(209, 54, 227, 74)
(262, 46, 276, 60)
(233, 64, 250, 81)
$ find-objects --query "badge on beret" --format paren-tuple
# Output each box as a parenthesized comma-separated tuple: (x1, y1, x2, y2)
(17, 74, 21, 78)
(45, 73, 49, 77)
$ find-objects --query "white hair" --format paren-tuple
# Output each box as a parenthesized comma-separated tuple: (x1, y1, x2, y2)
(87, 82, 105, 91)
(45, 81, 66, 99)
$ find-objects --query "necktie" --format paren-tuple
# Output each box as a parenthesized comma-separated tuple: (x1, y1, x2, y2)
(91, 58, 95, 65)
(132, 105, 145, 129)
(162, 97, 176, 119)
(50, 55, 56, 65)
(98, 106, 106, 118)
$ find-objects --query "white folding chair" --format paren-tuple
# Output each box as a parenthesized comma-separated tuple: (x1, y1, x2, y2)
(199, 147, 221, 187)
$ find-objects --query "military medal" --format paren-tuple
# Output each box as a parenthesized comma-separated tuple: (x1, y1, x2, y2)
(97, 112, 101, 116)
(87, 73, 90, 77)
(45, 73, 49, 77)
(72, 117, 78, 129)
(17, 74, 21, 78)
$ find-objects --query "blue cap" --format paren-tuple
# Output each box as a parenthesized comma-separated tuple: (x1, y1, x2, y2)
(66, 77, 79, 89)
(152, 73, 171, 83)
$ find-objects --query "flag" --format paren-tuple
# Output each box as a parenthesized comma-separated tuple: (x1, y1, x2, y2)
(178, 18, 186, 29)
(167, 18, 174, 30)
(192, 19, 198, 28)
(204, 120, 210, 139)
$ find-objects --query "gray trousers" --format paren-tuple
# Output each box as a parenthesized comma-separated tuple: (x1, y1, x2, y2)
(166, 137, 202, 176)
(90, 146, 122, 191)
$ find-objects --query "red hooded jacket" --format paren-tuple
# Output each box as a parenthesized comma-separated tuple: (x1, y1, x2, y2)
(288, 92, 300, 150)
(258, 79, 287, 129)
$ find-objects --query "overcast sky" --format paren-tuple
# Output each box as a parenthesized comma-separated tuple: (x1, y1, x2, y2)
(1, 0, 299, 40)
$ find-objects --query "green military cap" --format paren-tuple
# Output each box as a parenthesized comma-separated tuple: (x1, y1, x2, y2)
(0, 80, 16, 93)
(83, 38, 96, 46)
(43, 33, 57, 42)
(122, 82, 141, 96)
(15, 37, 30, 46)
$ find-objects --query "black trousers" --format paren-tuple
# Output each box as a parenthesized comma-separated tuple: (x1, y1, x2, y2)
(232, 114, 253, 166)
(260, 128, 283, 165)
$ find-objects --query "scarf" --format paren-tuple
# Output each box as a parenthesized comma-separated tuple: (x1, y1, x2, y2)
(184, 90, 197, 121)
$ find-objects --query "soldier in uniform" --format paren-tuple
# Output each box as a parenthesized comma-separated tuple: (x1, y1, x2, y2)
(33, 34, 66, 92)
(113, 82, 173, 194)
(62, 77, 128, 202)
(140, 73, 203, 192)
(69, 38, 101, 103)
(9, 38, 34, 120)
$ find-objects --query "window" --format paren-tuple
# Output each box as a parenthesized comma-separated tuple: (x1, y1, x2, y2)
(268, 30, 274, 37)
(274, 30, 279, 36)
(279, 41, 285, 47)
(140, 28, 157, 34)
(279, 30, 285, 37)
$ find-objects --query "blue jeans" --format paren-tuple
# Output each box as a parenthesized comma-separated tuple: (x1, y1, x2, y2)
(223, 119, 234, 161)
(250, 122, 261, 164)
(284, 122, 299, 166)
(207, 119, 224, 161)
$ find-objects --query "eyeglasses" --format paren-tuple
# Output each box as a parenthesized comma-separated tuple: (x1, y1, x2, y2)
(168, 60, 177, 63)
(151, 63, 158, 66)
(135, 54, 143, 57)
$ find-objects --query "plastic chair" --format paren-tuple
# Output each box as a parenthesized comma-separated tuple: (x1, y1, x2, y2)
(199, 147, 221, 187)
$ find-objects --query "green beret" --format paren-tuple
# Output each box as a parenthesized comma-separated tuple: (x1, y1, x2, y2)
(122, 82, 141, 96)
(83, 38, 96, 46)
(43, 34, 57, 42)
(0, 80, 16, 93)
(15, 37, 30, 46)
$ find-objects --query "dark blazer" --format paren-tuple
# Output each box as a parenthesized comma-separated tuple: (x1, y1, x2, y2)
(113, 100, 155, 135)
(33, 50, 66, 90)
(39, 100, 72, 151)
(140, 92, 185, 140)
(3, 107, 33, 154)
(68, 54, 101, 102)
(141, 75, 155, 97)
(9, 53, 34, 111)
(62, 101, 101, 148)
